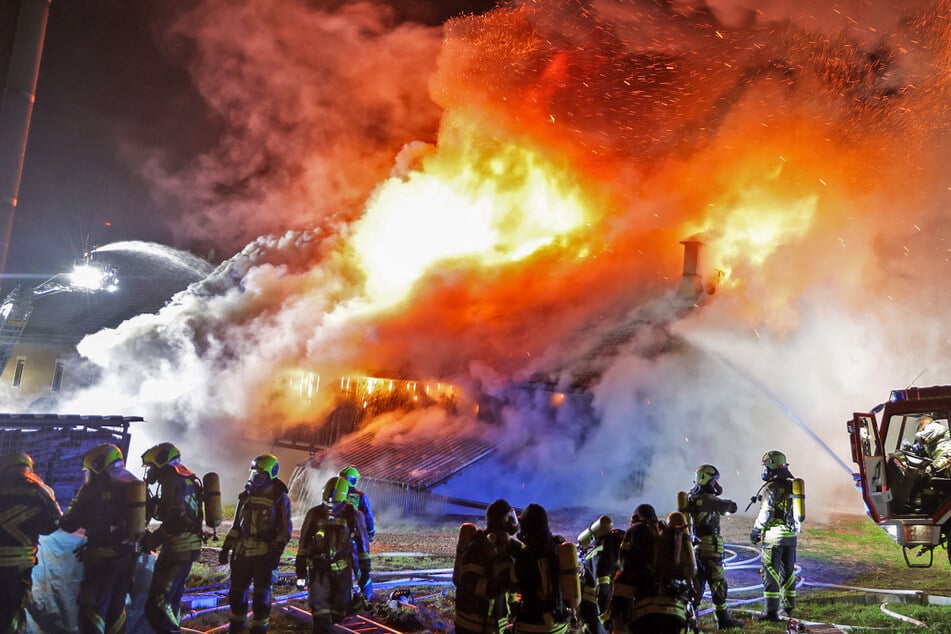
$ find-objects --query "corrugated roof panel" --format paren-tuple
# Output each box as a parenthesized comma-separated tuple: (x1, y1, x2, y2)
(305, 425, 495, 491)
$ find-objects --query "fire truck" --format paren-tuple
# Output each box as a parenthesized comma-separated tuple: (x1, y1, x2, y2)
(847, 386, 951, 567)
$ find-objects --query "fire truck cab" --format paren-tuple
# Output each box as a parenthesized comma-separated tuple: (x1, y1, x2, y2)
(847, 386, 951, 567)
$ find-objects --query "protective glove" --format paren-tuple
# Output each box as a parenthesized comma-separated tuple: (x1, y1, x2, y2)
(727, 501, 738, 514)
(218, 548, 230, 565)
(358, 567, 371, 588)
(296, 559, 308, 581)
(749, 529, 761, 545)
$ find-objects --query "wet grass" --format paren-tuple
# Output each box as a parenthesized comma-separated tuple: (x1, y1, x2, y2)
(720, 515, 951, 633)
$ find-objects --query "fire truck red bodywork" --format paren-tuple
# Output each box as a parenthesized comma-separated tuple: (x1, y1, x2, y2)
(847, 386, 951, 567)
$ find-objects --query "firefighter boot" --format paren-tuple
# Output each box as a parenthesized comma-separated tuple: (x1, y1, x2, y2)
(756, 598, 782, 622)
(716, 609, 742, 629)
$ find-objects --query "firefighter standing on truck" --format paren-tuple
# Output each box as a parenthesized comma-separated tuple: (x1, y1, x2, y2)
(453, 498, 520, 634)
(750, 450, 803, 622)
(296, 475, 371, 634)
(609, 504, 687, 634)
(60, 443, 144, 634)
(511, 503, 574, 634)
(140, 442, 204, 634)
(219, 454, 292, 634)
(684, 464, 742, 630)
(0, 451, 61, 634)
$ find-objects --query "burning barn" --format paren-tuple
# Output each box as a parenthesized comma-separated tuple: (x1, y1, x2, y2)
(279, 240, 710, 514)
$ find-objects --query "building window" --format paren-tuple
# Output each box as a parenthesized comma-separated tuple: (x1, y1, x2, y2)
(12, 357, 25, 388)
(51, 359, 66, 392)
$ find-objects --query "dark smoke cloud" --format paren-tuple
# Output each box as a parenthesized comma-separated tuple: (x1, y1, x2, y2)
(144, 0, 446, 255)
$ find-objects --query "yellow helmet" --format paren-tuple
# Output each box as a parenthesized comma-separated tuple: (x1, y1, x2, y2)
(694, 464, 720, 487)
(323, 475, 350, 503)
(141, 442, 181, 469)
(0, 451, 34, 473)
(83, 443, 124, 474)
(761, 450, 788, 481)
(251, 454, 280, 479)
(339, 465, 360, 487)
(762, 450, 787, 471)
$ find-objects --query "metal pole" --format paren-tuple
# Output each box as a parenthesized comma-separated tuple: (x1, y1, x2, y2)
(0, 0, 51, 287)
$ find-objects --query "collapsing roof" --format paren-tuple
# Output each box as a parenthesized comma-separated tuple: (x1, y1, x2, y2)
(301, 424, 494, 490)
(288, 422, 495, 515)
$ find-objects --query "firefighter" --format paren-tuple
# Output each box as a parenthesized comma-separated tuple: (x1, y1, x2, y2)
(339, 465, 375, 599)
(296, 475, 371, 634)
(511, 503, 572, 634)
(140, 442, 204, 634)
(60, 443, 143, 634)
(684, 464, 742, 629)
(0, 451, 61, 634)
(219, 454, 292, 634)
(914, 416, 951, 476)
(577, 517, 623, 634)
(750, 450, 801, 622)
(338, 465, 375, 541)
(610, 504, 686, 634)
(897, 416, 951, 512)
(453, 498, 520, 634)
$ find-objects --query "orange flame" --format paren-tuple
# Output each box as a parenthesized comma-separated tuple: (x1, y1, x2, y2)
(350, 114, 598, 308)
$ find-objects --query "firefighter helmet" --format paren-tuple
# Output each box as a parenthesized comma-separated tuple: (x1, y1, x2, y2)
(632, 503, 658, 523)
(323, 475, 350, 503)
(518, 503, 550, 540)
(141, 442, 181, 469)
(486, 498, 518, 534)
(339, 465, 360, 487)
(762, 450, 787, 470)
(83, 443, 124, 475)
(251, 454, 279, 479)
(695, 464, 720, 487)
(0, 451, 34, 473)
(761, 450, 788, 481)
(667, 511, 688, 529)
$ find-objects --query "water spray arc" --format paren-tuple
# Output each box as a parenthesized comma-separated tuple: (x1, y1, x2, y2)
(712, 353, 854, 477)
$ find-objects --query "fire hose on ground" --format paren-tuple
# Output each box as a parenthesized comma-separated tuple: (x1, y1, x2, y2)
(715, 543, 945, 630)
(179, 544, 949, 632)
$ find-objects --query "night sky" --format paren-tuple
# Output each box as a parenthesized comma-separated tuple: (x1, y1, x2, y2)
(3, 0, 496, 284)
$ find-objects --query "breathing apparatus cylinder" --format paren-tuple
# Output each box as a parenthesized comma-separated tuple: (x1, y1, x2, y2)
(126, 479, 148, 540)
(577, 514, 613, 549)
(558, 541, 582, 610)
(676, 490, 689, 513)
(792, 477, 806, 522)
(202, 472, 223, 529)
(453, 522, 478, 584)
